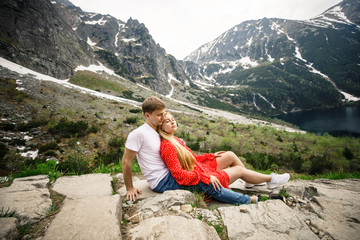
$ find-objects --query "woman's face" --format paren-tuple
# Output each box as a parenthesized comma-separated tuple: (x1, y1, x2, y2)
(161, 113, 177, 135)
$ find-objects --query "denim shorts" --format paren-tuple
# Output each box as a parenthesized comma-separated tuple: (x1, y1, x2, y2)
(153, 172, 181, 193)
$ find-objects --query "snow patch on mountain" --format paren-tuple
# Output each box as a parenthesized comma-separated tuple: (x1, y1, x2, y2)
(166, 73, 181, 98)
(87, 37, 96, 47)
(258, 93, 276, 109)
(0, 57, 140, 107)
(84, 16, 107, 26)
(305, 5, 359, 29)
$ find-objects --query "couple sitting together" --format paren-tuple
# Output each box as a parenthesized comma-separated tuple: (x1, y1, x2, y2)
(122, 96, 290, 204)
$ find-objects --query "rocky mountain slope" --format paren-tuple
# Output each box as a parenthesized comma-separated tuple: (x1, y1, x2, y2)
(184, 0, 360, 115)
(52, 0, 189, 95)
(0, 0, 95, 79)
(0, 0, 190, 96)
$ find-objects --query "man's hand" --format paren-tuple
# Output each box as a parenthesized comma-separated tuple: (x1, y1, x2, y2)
(213, 151, 226, 158)
(126, 187, 142, 202)
(209, 175, 222, 191)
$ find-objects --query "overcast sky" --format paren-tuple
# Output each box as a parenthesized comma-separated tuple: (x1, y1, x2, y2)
(70, 0, 342, 60)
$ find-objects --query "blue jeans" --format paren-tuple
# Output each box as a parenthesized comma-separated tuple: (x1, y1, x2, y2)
(153, 172, 251, 205)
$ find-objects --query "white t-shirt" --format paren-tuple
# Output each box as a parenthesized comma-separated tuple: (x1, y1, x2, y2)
(125, 123, 169, 189)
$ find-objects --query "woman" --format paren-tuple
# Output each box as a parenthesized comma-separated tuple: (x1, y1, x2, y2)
(158, 112, 290, 203)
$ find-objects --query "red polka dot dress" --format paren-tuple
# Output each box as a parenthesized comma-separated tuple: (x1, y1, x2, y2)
(160, 137, 230, 188)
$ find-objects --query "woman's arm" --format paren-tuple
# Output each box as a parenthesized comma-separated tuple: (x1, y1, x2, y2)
(160, 141, 210, 185)
(194, 153, 215, 163)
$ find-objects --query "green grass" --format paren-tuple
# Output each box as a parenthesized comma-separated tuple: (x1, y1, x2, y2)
(69, 71, 126, 93)
(0, 207, 16, 218)
(14, 160, 59, 182)
(296, 171, 360, 180)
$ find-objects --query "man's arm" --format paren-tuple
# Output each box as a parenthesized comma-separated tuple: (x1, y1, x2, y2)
(122, 147, 142, 201)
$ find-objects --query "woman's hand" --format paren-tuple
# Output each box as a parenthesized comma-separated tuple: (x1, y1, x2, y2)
(209, 175, 222, 191)
(213, 151, 226, 158)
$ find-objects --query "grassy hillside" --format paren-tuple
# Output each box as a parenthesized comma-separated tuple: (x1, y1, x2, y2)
(0, 70, 359, 184)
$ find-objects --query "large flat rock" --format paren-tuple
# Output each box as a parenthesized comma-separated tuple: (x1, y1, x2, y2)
(285, 179, 360, 240)
(52, 173, 114, 199)
(219, 200, 318, 240)
(118, 179, 161, 199)
(43, 174, 122, 240)
(0, 175, 51, 225)
(128, 215, 220, 240)
(42, 195, 121, 240)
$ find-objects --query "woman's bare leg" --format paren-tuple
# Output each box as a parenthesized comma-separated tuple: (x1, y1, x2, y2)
(216, 151, 246, 170)
(223, 166, 272, 185)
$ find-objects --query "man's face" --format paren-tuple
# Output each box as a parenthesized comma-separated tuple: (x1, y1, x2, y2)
(146, 109, 165, 128)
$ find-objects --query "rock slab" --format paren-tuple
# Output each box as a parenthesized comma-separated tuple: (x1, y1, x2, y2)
(219, 200, 318, 240)
(0, 175, 51, 225)
(0, 217, 18, 240)
(42, 174, 122, 240)
(285, 179, 360, 240)
(129, 215, 220, 240)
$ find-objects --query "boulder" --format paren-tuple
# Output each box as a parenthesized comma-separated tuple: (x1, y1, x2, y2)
(138, 190, 196, 218)
(128, 215, 220, 240)
(0, 175, 51, 225)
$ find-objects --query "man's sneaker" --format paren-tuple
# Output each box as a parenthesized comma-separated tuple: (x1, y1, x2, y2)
(245, 182, 266, 188)
(267, 173, 290, 189)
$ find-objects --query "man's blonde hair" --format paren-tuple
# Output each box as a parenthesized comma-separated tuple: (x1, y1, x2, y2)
(142, 96, 166, 114)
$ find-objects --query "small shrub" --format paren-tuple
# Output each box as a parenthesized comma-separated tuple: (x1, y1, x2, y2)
(343, 147, 354, 160)
(49, 118, 88, 138)
(38, 142, 59, 154)
(244, 152, 278, 170)
(87, 125, 98, 134)
(109, 137, 126, 148)
(0, 142, 9, 163)
(0, 122, 15, 131)
(129, 109, 142, 114)
(57, 155, 88, 175)
(17, 119, 48, 132)
(43, 150, 57, 157)
(94, 149, 123, 167)
(124, 117, 137, 124)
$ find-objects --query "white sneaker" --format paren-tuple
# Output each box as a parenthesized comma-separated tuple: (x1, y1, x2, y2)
(267, 173, 290, 189)
(245, 182, 266, 188)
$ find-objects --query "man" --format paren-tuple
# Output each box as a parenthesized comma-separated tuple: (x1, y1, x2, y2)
(122, 96, 168, 201)
(122, 96, 288, 204)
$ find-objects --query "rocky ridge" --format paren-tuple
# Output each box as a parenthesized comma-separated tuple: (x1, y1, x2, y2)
(182, 0, 360, 115)
(1, 174, 359, 239)
(0, 0, 95, 79)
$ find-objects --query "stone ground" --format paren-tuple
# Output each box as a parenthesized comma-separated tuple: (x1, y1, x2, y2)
(0, 174, 359, 240)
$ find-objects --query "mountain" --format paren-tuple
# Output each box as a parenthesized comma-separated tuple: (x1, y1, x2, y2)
(1, 0, 359, 117)
(0, 0, 95, 79)
(51, 0, 192, 96)
(184, 0, 360, 115)
(0, 0, 192, 96)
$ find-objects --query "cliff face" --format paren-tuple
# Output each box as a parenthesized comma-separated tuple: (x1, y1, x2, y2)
(0, 0, 95, 79)
(0, 0, 190, 95)
(53, 1, 190, 95)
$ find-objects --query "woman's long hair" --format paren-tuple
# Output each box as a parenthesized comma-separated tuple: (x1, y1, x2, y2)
(158, 113, 196, 171)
